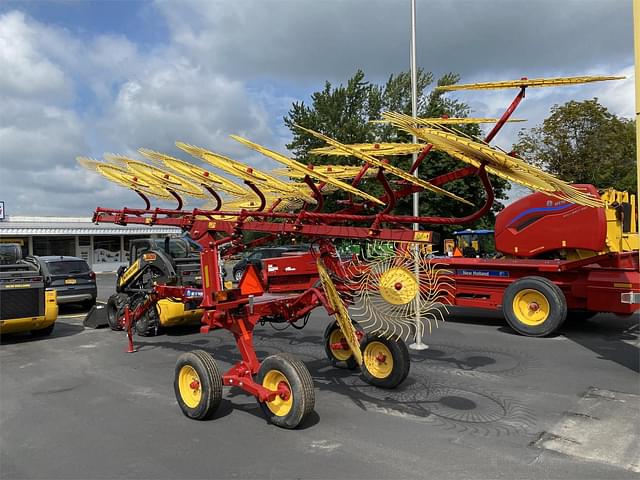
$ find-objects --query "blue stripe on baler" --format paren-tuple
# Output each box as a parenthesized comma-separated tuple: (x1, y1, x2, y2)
(508, 203, 573, 226)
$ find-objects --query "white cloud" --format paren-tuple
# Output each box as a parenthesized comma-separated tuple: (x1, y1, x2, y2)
(99, 60, 275, 160)
(0, 1, 635, 216)
(0, 11, 71, 101)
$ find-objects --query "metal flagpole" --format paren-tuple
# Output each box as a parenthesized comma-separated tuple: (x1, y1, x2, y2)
(634, 0, 640, 279)
(409, 0, 428, 350)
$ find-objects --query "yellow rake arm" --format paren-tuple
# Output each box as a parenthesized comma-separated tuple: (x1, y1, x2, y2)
(311, 143, 427, 157)
(176, 142, 317, 205)
(383, 115, 602, 207)
(77, 157, 173, 199)
(138, 148, 250, 197)
(230, 135, 385, 206)
(104, 154, 207, 198)
(272, 165, 377, 180)
(435, 75, 625, 92)
(371, 117, 526, 125)
(295, 125, 474, 207)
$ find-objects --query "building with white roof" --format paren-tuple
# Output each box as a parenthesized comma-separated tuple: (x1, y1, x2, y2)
(0, 216, 181, 271)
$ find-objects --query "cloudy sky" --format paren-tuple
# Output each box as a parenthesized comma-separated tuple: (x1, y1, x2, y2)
(0, 0, 634, 217)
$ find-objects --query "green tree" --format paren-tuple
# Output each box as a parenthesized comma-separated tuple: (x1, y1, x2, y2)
(514, 98, 636, 192)
(283, 69, 510, 231)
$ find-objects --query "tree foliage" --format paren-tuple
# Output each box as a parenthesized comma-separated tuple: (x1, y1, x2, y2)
(283, 69, 510, 231)
(514, 98, 636, 192)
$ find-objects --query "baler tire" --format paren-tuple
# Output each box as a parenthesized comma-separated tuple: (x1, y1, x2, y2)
(503, 276, 567, 337)
(360, 334, 410, 389)
(323, 320, 359, 370)
(257, 353, 315, 429)
(174, 350, 222, 420)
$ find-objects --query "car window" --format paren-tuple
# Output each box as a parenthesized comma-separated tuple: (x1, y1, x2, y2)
(46, 260, 90, 275)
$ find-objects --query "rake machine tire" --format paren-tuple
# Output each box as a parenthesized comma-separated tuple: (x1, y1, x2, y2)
(323, 320, 359, 370)
(174, 350, 223, 420)
(257, 353, 315, 429)
(503, 276, 567, 337)
(360, 334, 410, 389)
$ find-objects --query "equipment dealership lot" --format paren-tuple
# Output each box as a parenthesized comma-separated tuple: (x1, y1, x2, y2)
(0, 274, 637, 479)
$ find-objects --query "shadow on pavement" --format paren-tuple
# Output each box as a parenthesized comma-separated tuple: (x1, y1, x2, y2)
(562, 314, 639, 373)
(58, 304, 93, 316)
(0, 320, 85, 345)
(133, 330, 536, 436)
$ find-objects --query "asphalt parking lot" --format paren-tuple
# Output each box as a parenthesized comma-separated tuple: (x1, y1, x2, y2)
(1, 273, 638, 479)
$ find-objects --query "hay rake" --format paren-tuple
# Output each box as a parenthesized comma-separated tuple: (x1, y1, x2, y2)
(79, 75, 618, 428)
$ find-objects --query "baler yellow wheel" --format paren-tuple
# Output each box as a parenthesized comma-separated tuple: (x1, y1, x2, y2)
(503, 276, 567, 337)
(257, 353, 315, 429)
(174, 350, 222, 420)
(512, 289, 550, 326)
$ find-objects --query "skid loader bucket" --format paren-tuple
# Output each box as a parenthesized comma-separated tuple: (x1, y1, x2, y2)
(83, 304, 109, 328)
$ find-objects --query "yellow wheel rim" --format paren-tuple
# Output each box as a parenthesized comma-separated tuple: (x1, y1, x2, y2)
(329, 329, 353, 361)
(262, 370, 293, 416)
(317, 259, 363, 365)
(379, 266, 419, 305)
(363, 341, 394, 379)
(178, 365, 202, 408)
(512, 289, 550, 326)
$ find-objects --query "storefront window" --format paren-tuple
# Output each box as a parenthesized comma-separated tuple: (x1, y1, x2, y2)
(33, 236, 75, 257)
(93, 236, 122, 263)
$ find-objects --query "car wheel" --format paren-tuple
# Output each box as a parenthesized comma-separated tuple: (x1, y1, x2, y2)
(233, 269, 244, 282)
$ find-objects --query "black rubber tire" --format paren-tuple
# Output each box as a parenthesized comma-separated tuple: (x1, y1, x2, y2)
(257, 353, 315, 429)
(323, 320, 359, 370)
(135, 306, 159, 337)
(31, 323, 55, 337)
(503, 276, 567, 337)
(360, 334, 410, 389)
(106, 294, 127, 331)
(174, 350, 223, 420)
(233, 269, 244, 282)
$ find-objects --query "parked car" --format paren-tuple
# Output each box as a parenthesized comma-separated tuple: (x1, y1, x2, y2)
(26, 256, 97, 307)
(231, 245, 310, 282)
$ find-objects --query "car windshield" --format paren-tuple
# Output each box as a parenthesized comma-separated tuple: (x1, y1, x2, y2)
(149, 239, 192, 258)
(46, 260, 90, 275)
